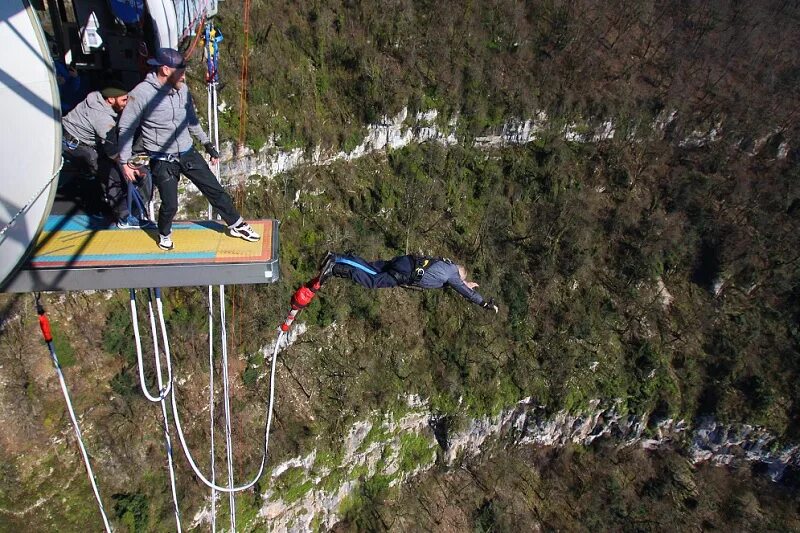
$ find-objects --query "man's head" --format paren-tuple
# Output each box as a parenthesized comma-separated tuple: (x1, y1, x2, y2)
(101, 85, 129, 112)
(147, 48, 187, 89)
(457, 264, 480, 290)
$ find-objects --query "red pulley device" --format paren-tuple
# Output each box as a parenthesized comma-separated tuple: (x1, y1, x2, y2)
(35, 298, 53, 343)
(291, 285, 315, 310)
(38, 313, 53, 343)
(280, 277, 322, 332)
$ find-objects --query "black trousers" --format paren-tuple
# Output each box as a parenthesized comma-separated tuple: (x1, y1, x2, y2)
(62, 143, 138, 217)
(63, 142, 99, 175)
(335, 254, 415, 288)
(104, 159, 152, 219)
(149, 148, 241, 236)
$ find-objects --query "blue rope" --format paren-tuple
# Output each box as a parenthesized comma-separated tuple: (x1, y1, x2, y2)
(127, 182, 148, 220)
(335, 257, 378, 276)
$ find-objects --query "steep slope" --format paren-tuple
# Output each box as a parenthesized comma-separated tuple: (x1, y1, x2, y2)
(1, 1, 800, 530)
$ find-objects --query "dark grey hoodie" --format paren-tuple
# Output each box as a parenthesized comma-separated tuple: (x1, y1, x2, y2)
(417, 260, 486, 306)
(62, 91, 120, 157)
(117, 72, 210, 163)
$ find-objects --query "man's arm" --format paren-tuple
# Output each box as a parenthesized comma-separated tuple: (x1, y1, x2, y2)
(96, 120, 119, 159)
(185, 91, 211, 146)
(447, 275, 486, 306)
(117, 92, 145, 163)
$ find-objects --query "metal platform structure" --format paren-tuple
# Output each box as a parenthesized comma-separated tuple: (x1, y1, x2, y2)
(1, 214, 280, 292)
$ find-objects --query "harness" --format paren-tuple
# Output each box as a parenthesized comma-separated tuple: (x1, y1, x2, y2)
(62, 129, 82, 149)
(393, 255, 452, 286)
(149, 147, 194, 163)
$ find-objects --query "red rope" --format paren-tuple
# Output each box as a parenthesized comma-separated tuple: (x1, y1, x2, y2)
(184, 16, 207, 60)
(237, 0, 252, 148)
(232, 0, 253, 352)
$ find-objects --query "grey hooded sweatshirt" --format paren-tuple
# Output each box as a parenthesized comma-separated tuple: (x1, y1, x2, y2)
(117, 71, 210, 163)
(62, 91, 120, 157)
(417, 260, 485, 306)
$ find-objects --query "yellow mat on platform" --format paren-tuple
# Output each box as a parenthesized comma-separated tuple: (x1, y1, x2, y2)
(32, 220, 272, 266)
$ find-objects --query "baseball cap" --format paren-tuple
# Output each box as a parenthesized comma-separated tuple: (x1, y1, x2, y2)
(100, 83, 128, 98)
(146, 48, 186, 69)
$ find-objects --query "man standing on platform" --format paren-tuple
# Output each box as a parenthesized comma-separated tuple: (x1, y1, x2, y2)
(117, 47, 260, 250)
(61, 84, 151, 227)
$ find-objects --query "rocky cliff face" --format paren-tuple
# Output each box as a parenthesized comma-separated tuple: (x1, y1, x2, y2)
(214, 108, 623, 183)
(218, 108, 458, 182)
(190, 380, 800, 531)
(447, 399, 798, 479)
(213, 107, 789, 186)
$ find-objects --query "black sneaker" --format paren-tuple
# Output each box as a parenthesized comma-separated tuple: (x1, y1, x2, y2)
(318, 251, 337, 284)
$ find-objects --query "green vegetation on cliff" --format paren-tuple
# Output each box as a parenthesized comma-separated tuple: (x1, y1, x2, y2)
(1, 0, 799, 531)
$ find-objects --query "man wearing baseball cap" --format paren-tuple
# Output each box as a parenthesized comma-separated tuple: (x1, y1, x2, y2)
(61, 83, 150, 228)
(117, 47, 260, 250)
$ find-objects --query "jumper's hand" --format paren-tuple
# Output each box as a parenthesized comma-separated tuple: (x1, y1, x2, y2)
(481, 298, 499, 314)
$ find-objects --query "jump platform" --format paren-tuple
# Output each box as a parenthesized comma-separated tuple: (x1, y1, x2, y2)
(1, 214, 280, 292)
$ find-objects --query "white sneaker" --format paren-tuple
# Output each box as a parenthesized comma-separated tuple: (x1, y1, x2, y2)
(229, 221, 260, 242)
(158, 233, 174, 250)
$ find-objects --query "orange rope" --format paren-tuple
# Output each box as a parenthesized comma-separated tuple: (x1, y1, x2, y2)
(184, 16, 206, 60)
(232, 0, 252, 354)
(237, 0, 252, 148)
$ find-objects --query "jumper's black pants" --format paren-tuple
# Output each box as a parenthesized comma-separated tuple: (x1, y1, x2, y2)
(335, 254, 415, 288)
(149, 148, 241, 236)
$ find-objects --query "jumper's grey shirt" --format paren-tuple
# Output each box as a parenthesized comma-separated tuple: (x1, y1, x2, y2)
(417, 260, 485, 305)
(62, 91, 120, 157)
(117, 72, 210, 163)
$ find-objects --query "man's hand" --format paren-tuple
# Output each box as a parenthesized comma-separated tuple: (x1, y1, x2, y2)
(204, 142, 220, 166)
(121, 162, 139, 183)
(481, 298, 499, 314)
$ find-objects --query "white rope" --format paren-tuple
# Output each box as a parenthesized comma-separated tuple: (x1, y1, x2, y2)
(129, 290, 172, 401)
(129, 289, 182, 531)
(208, 79, 236, 530)
(152, 289, 183, 532)
(0, 157, 63, 242)
(207, 282, 217, 533)
(219, 284, 237, 531)
(45, 338, 112, 532)
(170, 329, 284, 493)
(206, 81, 218, 533)
(212, 82, 220, 163)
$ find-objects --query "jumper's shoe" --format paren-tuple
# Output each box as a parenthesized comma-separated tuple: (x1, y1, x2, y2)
(117, 214, 157, 230)
(318, 251, 337, 284)
(158, 233, 174, 251)
(229, 221, 261, 242)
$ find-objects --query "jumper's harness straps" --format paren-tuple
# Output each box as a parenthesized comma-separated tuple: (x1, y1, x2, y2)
(392, 256, 453, 286)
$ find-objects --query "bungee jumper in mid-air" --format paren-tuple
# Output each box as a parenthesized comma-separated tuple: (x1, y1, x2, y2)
(280, 251, 497, 332)
(318, 251, 499, 312)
